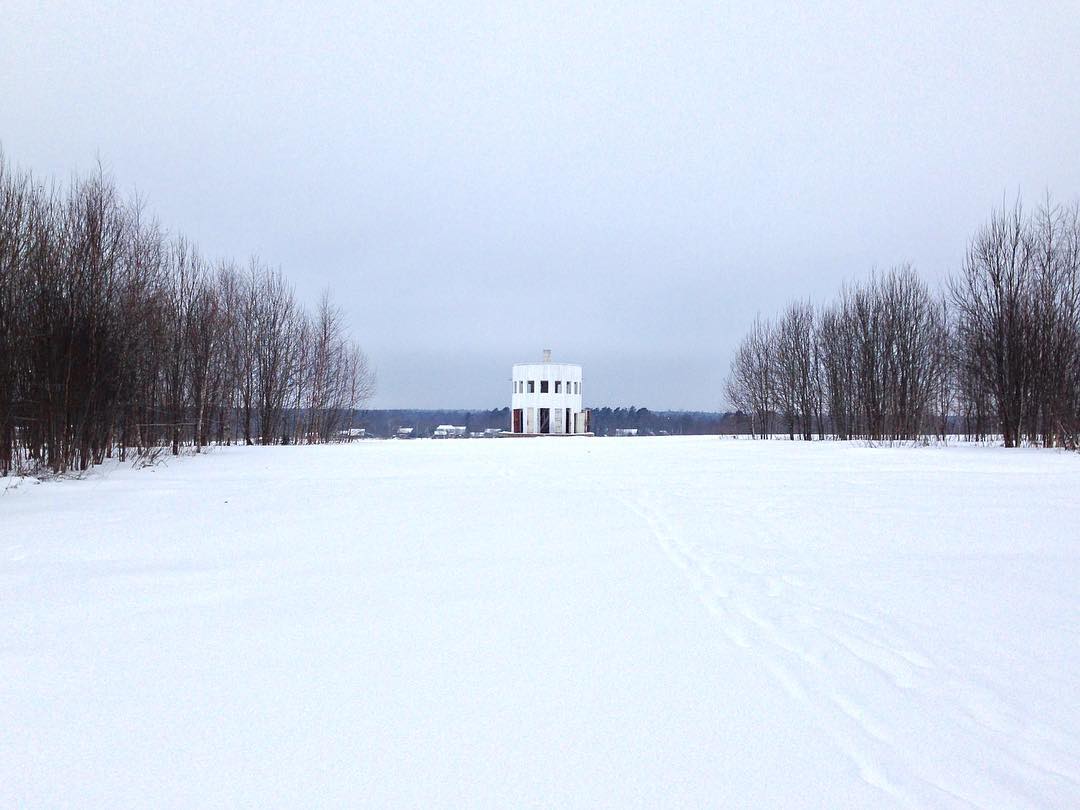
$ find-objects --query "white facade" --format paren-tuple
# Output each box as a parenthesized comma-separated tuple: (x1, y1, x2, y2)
(510, 349, 590, 434)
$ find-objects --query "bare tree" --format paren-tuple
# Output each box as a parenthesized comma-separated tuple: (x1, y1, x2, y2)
(253, 267, 299, 445)
(951, 199, 1039, 447)
(725, 315, 773, 438)
(772, 301, 817, 440)
(817, 288, 859, 440)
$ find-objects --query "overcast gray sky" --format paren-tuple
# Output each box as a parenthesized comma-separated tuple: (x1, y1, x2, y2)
(3, 1, 1079, 409)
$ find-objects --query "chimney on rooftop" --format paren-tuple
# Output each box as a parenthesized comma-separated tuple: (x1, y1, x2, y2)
(542, 348, 552, 363)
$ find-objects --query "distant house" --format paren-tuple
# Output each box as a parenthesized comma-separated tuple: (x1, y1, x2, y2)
(433, 425, 467, 438)
(338, 428, 367, 441)
(483, 428, 503, 438)
(614, 428, 639, 437)
(396, 427, 415, 439)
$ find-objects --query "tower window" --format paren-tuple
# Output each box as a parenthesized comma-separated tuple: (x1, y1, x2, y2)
(527, 381, 535, 393)
(541, 381, 549, 393)
(554, 381, 561, 393)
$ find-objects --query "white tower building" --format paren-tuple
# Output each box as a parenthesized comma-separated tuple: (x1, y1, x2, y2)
(510, 349, 590, 435)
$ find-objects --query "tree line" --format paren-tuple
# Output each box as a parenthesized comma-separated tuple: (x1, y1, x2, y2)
(588, 407, 737, 436)
(0, 151, 374, 476)
(726, 197, 1080, 448)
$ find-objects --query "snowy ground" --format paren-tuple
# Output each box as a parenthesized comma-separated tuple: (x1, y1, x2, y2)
(2, 437, 1078, 808)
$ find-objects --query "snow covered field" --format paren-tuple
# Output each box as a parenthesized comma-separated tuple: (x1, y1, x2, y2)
(2, 437, 1078, 808)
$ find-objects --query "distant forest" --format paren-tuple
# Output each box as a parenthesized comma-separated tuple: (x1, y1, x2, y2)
(357, 408, 740, 438)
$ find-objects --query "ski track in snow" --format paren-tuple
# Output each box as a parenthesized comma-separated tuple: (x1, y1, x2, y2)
(618, 492, 923, 806)
(616, 474, 1079, 810)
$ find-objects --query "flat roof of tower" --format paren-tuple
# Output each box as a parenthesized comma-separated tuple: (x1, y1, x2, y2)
(513, 349, 580, 366)
(512, 360, 582, 368)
